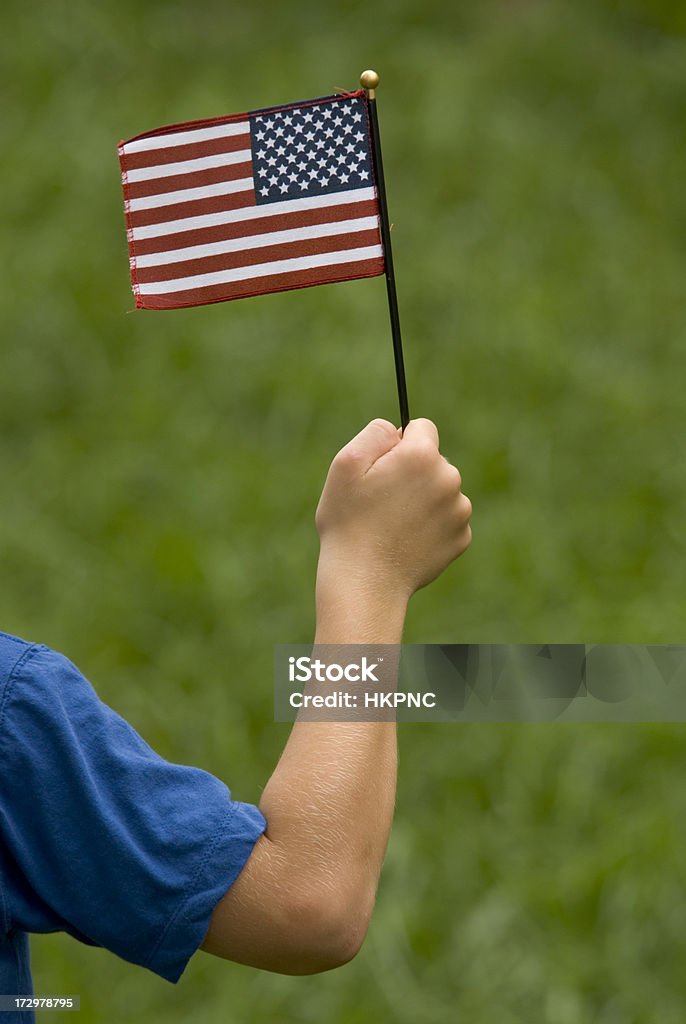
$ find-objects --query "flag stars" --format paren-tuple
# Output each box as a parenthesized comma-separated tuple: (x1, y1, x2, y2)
(253, 96, 372, 204)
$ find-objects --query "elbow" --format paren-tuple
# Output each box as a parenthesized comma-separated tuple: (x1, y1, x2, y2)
(284, 885, 374, 974)
(200, 834, 378, 975)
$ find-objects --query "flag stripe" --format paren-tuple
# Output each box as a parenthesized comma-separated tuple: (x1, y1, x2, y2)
(133, 228, 381, 283)
(124, 160, 252, 201)
(120, 120, 250, 155)
(126, 176, 254, 212)
(128, 186, 377, 238)
(125, 148, 253, 183)
(119, 133, 252, 173)
(127, 189, 257, 229)
(133, 216, 380, 268)
(135, 257, 385, 309)
(130, 198, 380, 257)
(136, 244, 384, 294)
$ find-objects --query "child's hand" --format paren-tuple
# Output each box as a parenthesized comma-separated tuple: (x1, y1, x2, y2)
(315, 418, 472, 602)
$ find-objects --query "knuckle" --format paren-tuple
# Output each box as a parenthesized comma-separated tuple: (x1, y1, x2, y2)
(369, 417, 397, 439)
(414, 416, 438, 433)
(453, 523, 472, 557)
(444, 463, 462, 491)
(333, 445, 361, 470)
(368, 419, 401, 444)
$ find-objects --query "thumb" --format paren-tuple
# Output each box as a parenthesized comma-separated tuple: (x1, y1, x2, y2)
(400, 417, 440, 449)
(337, 418, 401, 475)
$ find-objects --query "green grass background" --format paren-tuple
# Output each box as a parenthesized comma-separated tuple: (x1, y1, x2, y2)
(1, 0, 686, 1020)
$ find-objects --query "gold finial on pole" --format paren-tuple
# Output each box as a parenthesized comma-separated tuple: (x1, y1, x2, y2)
(360, 69, 380, 99)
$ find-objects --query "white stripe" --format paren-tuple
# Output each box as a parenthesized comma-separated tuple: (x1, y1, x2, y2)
(134, 216, 380, 268)
(138, 244, 384, 294)
(127, 177, 253, 212)
(120, 120, 250, 155)
(130, 187, 377, 239)
(125, 149, 252, 183)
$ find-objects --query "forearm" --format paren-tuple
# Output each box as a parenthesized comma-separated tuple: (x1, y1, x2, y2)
(256, 564, 406, 949)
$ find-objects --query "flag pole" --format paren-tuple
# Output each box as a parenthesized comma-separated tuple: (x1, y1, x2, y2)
(360, 69, 410, 431)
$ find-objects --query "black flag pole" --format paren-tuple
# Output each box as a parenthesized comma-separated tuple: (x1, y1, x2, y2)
(360, 69, 410, 431)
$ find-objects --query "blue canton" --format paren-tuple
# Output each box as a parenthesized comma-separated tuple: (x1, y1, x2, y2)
(249, 95, 373, 206)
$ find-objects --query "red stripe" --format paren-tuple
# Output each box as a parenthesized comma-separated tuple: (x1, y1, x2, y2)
(126, 189, 257, 229)
(124, 160, 253, 201)
(133, 228, 382, 284)
(130, 198, 379, 257)
(119, 131, 251, 173)
(135, 258, 385, 309)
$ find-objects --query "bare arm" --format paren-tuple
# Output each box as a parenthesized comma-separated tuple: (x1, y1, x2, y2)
(200, 418, 472, 974)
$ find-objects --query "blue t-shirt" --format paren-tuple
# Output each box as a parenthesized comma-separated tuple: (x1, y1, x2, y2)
(0, 631, 266, 1021)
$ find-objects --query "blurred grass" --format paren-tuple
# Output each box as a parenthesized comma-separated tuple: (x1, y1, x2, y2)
(1, 0, 685, 1021)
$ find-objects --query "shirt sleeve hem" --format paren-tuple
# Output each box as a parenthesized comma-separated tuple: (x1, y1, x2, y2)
(143, 799, 266, 983)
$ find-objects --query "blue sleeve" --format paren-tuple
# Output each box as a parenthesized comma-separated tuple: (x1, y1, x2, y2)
(0, 644, 266, 983)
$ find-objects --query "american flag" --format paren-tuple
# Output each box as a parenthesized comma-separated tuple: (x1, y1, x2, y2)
(118, 90, 385, 310)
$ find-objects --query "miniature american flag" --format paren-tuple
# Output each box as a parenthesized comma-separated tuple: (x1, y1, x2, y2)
(118, 90, 385, 310)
